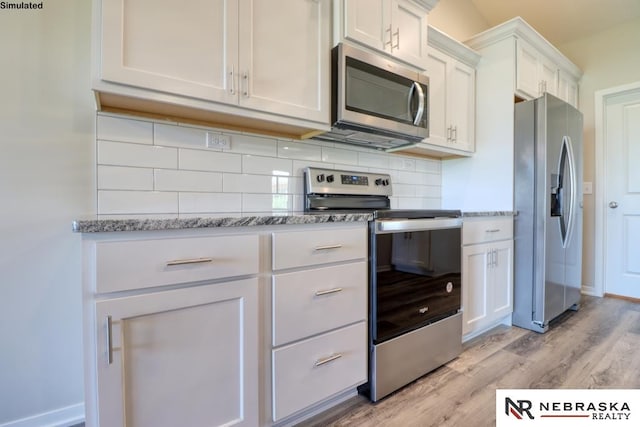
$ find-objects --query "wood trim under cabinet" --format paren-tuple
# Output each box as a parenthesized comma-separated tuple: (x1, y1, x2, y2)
(95, 91, 326, 140)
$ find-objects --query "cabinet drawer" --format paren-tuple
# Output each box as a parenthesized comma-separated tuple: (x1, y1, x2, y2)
(272, 227, 366, 270)
(272, 262, 367, 346)
(463, 217, 513, 245)
(272, 322, 367, 421)
(95, 234, 258, 293)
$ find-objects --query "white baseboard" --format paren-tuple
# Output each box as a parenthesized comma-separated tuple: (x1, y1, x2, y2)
(0, 403, 84, 427)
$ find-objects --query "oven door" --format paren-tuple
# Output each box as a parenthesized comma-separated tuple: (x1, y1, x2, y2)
(371, 218, 462, 344)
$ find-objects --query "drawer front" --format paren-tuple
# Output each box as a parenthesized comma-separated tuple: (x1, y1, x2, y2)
(272, 322, 367, 421)
(463, 217, 513, 245)
(272, 262, 367, 346)
(95, 234, 259, 293)
(272, 227, 366, 271)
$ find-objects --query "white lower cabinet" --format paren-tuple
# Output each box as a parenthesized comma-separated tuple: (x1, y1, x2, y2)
(272, 322, 367, 421)
(82, 232, 260, 427)
(82, 223, 369, 427)
(462, 217, 514, 339)
(94, 279, 258, 427)
(270, 225, 368, 423)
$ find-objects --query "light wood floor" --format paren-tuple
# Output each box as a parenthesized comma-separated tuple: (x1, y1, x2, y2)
(299, 295, 640, 427)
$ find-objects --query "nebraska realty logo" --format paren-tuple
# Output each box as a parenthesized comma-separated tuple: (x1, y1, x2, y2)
(496, 390, 639, 426)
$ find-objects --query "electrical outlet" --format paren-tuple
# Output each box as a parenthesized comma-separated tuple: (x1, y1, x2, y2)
(583, 181, 593, 195)
(206, 133, 231, 149)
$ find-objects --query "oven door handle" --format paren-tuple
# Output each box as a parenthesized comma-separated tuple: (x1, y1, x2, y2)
(375, 218, 462, 233)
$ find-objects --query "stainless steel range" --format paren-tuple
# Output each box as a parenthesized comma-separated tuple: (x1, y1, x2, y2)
(304, 167, 463, 401)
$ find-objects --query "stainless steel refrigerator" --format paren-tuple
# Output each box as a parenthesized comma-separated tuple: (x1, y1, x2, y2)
(513, 93, 583, 333)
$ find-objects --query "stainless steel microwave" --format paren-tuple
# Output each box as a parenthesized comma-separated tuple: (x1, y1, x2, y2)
(314, 43, 429, 151)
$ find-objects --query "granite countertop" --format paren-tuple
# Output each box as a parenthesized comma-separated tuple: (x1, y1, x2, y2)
(72, 212, 373, 233)
(73, 210, 515, 233)
(461, 211, 516, 217)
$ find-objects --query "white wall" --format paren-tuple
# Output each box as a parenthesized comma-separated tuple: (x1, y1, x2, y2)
(0, 1, 94, 426)
(95, 114, 443, 216)
(428, 0, 489, 40)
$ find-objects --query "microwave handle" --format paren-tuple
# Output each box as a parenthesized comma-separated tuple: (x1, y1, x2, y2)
(408, 82, 425, 126)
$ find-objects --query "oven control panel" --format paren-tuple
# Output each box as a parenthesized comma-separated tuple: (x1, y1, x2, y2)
(304, 167, 392, 196)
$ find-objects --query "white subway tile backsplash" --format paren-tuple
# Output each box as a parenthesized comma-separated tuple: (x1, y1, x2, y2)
(358, 152, 390, 169)
(179, 193, 242, 213)
(292, 160, 330, 177)
(97, 115, 153, 144)
(154, 123, 207, 149)
(227, 133, 277, 156)
(392, 184, 416, 197)
(94, 114, 444, 215)
(154, 169, 223, 192)
(415, 158, 441, 174)
(98, 190, 178, 214)
(321, 147, 358, 166)
(389, 156, 416, 171)
(222, 174, 276, 194)
(97, 165, 153, 191)
(179, 149, 241, 173)
(243, 156, 292, 176)
(242, 193, 292, 212)
(98, 140, 178, 169)
(277, 140, 322, 161)
(415, 185, 441, 198)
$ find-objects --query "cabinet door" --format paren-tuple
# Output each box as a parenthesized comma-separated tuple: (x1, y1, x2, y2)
(94, 279, 258, 427)
(491, 240, 514, 319)
(101, 0, 238, 104)
(515, 39, 540, 99)
(558, 70, 579, 108)
(344, 0, 390, 52)
(425, 48, 449, 147)
(238, 0, 330, 123)
(540, 57, 558, 97)
(390, 0, 429, 70)
(462, 244, 490, 335)
(449, 61, 475, 152)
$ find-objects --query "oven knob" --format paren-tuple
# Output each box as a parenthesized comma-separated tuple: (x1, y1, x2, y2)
(316, 174, 325, 183)
(383, 179, 390, 186)
(326, 174, 335, 183)
(375, 178, 383, 186)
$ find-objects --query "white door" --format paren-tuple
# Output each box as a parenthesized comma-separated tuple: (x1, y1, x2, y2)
(461, 243, 489, 335)
(94, 278, 258, 427)
(602, 86, 640, 298)
(491, 240, 514, 318)
(424, 48, 449, 147)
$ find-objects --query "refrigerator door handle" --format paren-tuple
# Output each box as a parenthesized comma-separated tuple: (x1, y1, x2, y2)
(562, 135, 577, 248)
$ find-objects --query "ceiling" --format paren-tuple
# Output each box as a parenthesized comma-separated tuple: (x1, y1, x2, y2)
(469, 0, 640, 45)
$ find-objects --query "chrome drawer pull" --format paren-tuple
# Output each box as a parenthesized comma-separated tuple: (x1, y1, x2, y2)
(314, 244, 343, 251)
(485, 229, 501, 233)
(314, 287, 343, 297)
(314, 353, 343, 367)
(166, 257, 213, 267)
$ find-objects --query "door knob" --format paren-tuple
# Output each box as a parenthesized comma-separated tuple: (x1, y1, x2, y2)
(609, 201, 619, 209)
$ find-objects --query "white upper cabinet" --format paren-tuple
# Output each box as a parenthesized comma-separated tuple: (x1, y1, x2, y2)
(466, 18, 581, 108)
(339, 0, 437, 70)
(516, 38, 559, 99)
(401, 26, 479, 158)
(95, 0, 331, 137)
